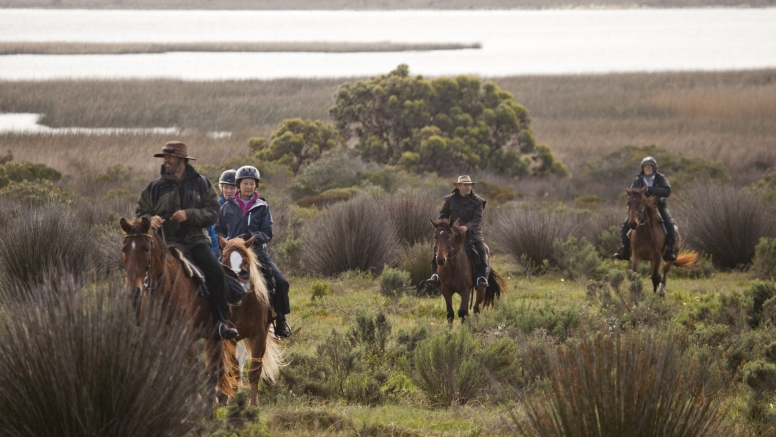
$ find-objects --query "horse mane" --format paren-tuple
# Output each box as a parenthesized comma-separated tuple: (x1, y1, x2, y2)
(126, 217, 167, 267)
(432, 218, 465, 240)
(637, 190, 661, 222)
(222, 239, 269, 305)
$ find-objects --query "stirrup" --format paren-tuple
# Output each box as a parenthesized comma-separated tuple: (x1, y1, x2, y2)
(663, 248, 677, 262)
(476, 276, 489, 288)
(217, 321, 239, 341)
(273, 319, 292, 339)
(426, 273, 439, 285)
(613, 248, 631, 261)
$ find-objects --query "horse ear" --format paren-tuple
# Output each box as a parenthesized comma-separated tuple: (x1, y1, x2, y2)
(244, 236, 255, 248)
(637, 187, 647, 195)
(217, 236, 227, 249)
(626, 189, 632, 196)
(430, 219, 437, 229)
(139, 217, 151, 234)
(119, 217, 132, 234)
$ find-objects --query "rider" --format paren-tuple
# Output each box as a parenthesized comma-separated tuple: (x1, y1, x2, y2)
(136, 141, 238, 340)
(613, 156, 678, 262)
(427, 175, 490, 289)
(215, 165, 292, 339)
(218, 169, 237, 206)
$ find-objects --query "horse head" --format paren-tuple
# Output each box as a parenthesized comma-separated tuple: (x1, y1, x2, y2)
(218, 236, 268, 304)
(430, 218, 465, 266)
(625, 188, 658, 230)
(119, 217, 156, 303)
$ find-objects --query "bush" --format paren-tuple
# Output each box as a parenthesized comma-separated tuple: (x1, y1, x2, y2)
(597, 224, 623, 258)
(496, 300, 580, 338)
(552, 236, 602, 280)
(310, 280, 330, 301)
(288, 150, 366, 200)
(0, 203, 96, 296)
(513, 329, 731, 437)
(347, 310, 392, 352)
(301, 194, 400, 276)
(490, 206, 577, 272)
(385, 190, 438, 246)
(380, 266, 411, 297)
(677, 183, 776, 270)
(399, 242, 433, 293)
(0, 179, 69, 206)
(0, 161, 62, 189)
(0, 283, 205, 437)
(753, 237, 776, 280)
(256, 118, 339, 174)
(296, 186, 360, 208)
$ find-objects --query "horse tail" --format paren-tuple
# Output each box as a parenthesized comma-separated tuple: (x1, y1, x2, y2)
(242, 334, 285, 385)
(483, 269, 506, 307)
(673, 250, 699, 268)
(213, 338, 239, 397)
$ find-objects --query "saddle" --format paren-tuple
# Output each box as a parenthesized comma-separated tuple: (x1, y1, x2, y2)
(169, 246, 248, 305)
(464, 240, 486, 283)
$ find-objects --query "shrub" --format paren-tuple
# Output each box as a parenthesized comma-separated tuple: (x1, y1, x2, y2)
(0, 203, 96, 296)
(496, 300, 580, 338)
(310, 280, 330, 301)
(281, 329, 358, 400)
(0, 283, 205, 437)
(552, 236, 602, 280)
(399, 241, 433, 293)
(288, 150, 366, 200)
(385, 190, 438, 246)
(597, 224, 623, 258)
(347, 310, 392, 351)
(753, 237, 776, 280)
(0, 161, 62, 189)
(301, 194, 400, 276)
(513, 329, 731, 437)
(476, 180, 516, 204)
(490, 206, 577, 272)
(413, 328, 488, 406)
(0, 179, 69, 206)
(256, 118, 339, 174)
(296, 186, 360, 208)
(677, 183, 776, 270)
(746, 280, 776, 328)
(379, 266, 411, 297)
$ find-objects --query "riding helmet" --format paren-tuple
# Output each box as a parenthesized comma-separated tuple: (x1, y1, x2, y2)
(235, 165, 260, 183)
(640, 156, 658, 173)
(218, 169, 237, 185)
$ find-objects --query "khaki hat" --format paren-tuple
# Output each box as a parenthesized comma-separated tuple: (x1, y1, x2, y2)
(154, 141, 196, 161)
(454, 175, 476, 185)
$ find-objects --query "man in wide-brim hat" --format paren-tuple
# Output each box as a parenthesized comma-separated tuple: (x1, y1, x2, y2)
(427, 175, 491, 289)
(136, 141, 239, 340)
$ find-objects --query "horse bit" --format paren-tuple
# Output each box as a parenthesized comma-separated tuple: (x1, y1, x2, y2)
(124, 233, 157, 294)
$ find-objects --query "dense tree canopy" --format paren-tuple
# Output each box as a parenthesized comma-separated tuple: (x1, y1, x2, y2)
(250, 118, 339, 174)
(329, 65, 568, 177)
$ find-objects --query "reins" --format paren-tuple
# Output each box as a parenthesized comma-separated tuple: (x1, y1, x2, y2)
(124, 227, 168, 295)
(435, 226, 463, 260)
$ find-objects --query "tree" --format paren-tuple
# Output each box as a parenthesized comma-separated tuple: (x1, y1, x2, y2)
(329, 64, 568, 178)
(251, 118, 339, 174)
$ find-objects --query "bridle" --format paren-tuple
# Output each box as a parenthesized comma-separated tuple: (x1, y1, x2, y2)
(629, 196, 650, 227)
(124, 233, 158, 295)
(435, 226, 462, 261)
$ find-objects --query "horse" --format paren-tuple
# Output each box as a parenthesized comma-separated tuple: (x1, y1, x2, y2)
(430, 218, 507, 324)
(625, 187, 698, 296)
(217, 236, 283, 406)
(119, 217, 237, 409)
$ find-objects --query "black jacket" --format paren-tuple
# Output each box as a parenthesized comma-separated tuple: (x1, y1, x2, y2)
(215, 196, 273, 254)
(136, 164, 220, 247)
(439, 189, 486, 242)
(630, 172, 671, 206)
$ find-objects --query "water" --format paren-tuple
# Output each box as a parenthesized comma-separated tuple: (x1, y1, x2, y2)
(0, 8, 774, 80)
(0, 113, 231, 137)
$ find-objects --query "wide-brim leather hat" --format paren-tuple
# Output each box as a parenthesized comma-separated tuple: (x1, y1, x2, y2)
(154, 141, 196, 161)
(454, 175, 476, 185)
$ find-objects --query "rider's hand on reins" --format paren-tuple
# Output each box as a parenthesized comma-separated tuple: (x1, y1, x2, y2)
(150, 215, 165, 229)
(171, 210, 187, 223)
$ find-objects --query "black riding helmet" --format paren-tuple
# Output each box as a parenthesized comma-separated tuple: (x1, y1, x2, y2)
(219, 169, 237, 185)
(640, 156, 658, 173)
(235, 165, 260, 184)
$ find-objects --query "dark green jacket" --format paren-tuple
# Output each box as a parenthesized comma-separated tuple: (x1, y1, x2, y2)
(136, 164, 220, 247)
(439, 188, 486, 242)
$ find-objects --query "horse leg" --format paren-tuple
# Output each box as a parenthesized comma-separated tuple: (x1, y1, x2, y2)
(458, 289, 470, 322)
(650, 259, 661, 295)
(473, 286, 485, 314)
(659, 261, 673, 298)
(204, 336, 221, 415)
(442, 288, 455, 324)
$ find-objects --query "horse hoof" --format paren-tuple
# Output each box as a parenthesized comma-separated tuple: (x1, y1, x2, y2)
(657, 284, 666, 297)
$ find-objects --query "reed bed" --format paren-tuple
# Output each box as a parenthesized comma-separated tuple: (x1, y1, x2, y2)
(1, 69, 775, 182)
(0, 41, 481, 55)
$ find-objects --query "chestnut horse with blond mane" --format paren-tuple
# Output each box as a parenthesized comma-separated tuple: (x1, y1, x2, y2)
(217, 236, 283, 406)
(431, 218, 506, 323)
(626, 187, 698, 296)
(119, 217, 237, 408)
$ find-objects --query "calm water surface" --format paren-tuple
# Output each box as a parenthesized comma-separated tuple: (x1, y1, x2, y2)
(0, 9, 774, 80)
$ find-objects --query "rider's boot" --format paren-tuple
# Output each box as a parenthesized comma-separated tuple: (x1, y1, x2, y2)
(217, 320, 239, 341)
(426, 255, 439, 285)
(663, 221, 678, 262)
(613, 222, 631, 261)
(273, 314, 292, 339)
(476, 251, 490, 288)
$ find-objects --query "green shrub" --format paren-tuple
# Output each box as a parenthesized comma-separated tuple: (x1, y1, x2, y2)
(288, 150, 366, 200)
(347, 310, 392, 351)
(678, 183, 776, 270)
(0, 179, 69, 206)
(295, 186, 360, 208)
(385, 190, 438, 246)
(0, 283, 206, 437)
(399, 241, 433, 293)
(742, 360, 776, 393)
(0, 161, 62, 189)
(413, 328, 488, 406)
(301, 194, 400, 276)
(476, 180, 516, 204)
(342, 374, 383, 405)
(497, 300, 580, 338)
(394, 325, 429, 358)
(514, 329, 731, 437)
(258, 118, 339, 174)
(310, 280, 330, 301)
(746, 280, 776, 328)
(552, 236, 602, 280)
(753, 237, 776, 280)
(379, 266, 411, 297)
(596, 224, 623, 258)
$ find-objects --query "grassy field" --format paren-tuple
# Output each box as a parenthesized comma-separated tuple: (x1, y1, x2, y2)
(2, 0, 774, 8)
(0, 41, 481, 55)
(2, 69, 775, 183)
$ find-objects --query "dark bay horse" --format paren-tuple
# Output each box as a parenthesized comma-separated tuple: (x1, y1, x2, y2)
(626, 188, 698, 296)
(119, 217, 238, 407)
(218, 236, 283, 406)
(431, 219, 506, 323)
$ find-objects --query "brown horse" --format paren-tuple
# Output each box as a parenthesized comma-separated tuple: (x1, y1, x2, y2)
(431, 219, 506, 323)
(626, 188, 698, 296)
(119, 217, 237, 407)
(217, 236, 283, 406)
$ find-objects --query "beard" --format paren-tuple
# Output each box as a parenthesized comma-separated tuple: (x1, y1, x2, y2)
(165, 161, 183, 175)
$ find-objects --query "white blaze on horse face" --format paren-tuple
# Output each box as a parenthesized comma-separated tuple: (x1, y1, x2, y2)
(131, 241, 136, 251)
(229, 251, 243, 274)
